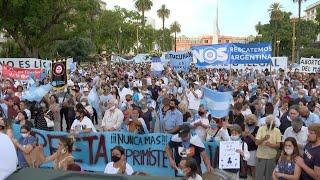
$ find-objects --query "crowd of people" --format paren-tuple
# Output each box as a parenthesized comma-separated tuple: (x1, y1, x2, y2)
(0, 61, 320, 180)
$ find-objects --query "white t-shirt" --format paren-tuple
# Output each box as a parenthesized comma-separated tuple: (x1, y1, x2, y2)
(187, 174, 203, 180)
(104, 162, 134, 175)
(71, 116, 97, 132)
(187, 89, 202, 111)
(191, 118, 209, 141)
(0, 133, 18, 180)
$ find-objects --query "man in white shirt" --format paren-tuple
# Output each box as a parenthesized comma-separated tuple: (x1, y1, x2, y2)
(186, 82, 202, 115)
(71, 108, 97, 133)
(283, 117, 308, 154)
(191, 106, 210, 141)
(102, 99, 124, 131)
(0, 133, 17, 180)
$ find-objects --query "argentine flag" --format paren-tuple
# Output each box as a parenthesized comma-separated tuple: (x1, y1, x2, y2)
(151, 56, 164, 77)
(203, 88, 232, 118)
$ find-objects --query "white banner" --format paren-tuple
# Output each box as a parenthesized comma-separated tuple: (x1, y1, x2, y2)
(0, 58, 51, 69)
(297, 57, 320, 73)
(199, 57, 287, 72)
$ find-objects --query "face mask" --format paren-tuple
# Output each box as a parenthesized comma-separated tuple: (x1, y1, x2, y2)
(267, 124, 275, 130)
(284, 148, 294, 155)
(81, 102, 86, 106)
(230, 135, 240, 141)
(40, 103, 46, 108)
(177, 168, 185, 176)
(111, 155, 121, 163)
(247, 123, 254, 127)
(198, 111, 205, 116)
(109, 106, 115, 111)
(21, 133, 28, 138)
(61, 148, 67, 154)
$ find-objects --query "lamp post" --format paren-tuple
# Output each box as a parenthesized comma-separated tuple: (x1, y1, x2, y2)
(276, 40, 281, 57)
(291, 17, 298, 63)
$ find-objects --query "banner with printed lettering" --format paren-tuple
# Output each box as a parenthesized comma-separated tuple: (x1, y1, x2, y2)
(297, 57, 320, 73)
(52, 60, 67, 89)
(1, 64, 45, 80)
(12, 124, 219, 177)
(167, 51, 192, 72)
(201, 57, 287, 72)
(191, 42, 272, 67)
(0, 58, 51, 69)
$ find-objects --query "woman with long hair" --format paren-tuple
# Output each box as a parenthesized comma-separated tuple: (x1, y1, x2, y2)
(41, 137, 75, 170)
(272, 137, 301, 180)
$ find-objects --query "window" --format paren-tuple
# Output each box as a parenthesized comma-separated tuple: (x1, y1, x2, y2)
(226, 40, 230, 43)
(204, 40, 209, 43)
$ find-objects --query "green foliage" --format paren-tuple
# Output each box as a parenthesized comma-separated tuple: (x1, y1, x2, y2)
(56, 37, 96, 62)
(301, 48, 320, 58)
(0, 40, 22, 57)
(0, 0, 100, 58)
(255, 8, 319, 58)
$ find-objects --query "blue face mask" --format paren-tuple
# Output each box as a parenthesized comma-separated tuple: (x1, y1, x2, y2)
(177, 168, 185, 176)
(230, 135, 241, 141)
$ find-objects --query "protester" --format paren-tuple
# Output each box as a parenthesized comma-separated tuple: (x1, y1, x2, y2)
(299, 105, 320, 127)
(191, 105, 210, 141)
(15, 111, 34, 128)
(163, 99, 183, 134)
(272, 137, 301, 180)
(179, 157, 203, 180)
(255, 115, 281, 180)
(70, 108, 97, 133)
(279, 105, 300, 134)
(242, 114, 259, 179)
(48, 95, 61, 131)
(12, 125, 36, 168)
(104, 146, 134, 175)
(282, 117, 308, 154)
(0, 132, 18, 179)
(101, 99, 124, 131)
(165, 124, 213, 177)
(41, 137, 74, 170)
(295, 123, 320, 180)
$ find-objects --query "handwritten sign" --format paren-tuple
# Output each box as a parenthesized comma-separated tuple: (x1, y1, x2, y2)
(219, 141, 240, 169)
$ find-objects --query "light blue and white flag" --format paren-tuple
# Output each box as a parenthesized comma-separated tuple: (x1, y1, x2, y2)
(21, 83, 52, 102)
(88, 86, 102, 119)
(151, 56, 164, 77)
(203, 88, 232, 118)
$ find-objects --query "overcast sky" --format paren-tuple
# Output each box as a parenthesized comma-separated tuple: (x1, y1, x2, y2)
(103, 0, 319, 37)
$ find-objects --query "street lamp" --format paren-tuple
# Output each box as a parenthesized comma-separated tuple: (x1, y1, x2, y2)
(276, 40, 281, 57)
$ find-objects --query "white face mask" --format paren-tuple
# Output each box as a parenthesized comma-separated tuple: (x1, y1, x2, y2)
(81, 102, 86, 106)
(230, 135, 240, 141)
(284, 148, 294, 155)
(61, 148, 67, 154)
(109, 105, 115, 111)
(21, 133, 28, 138)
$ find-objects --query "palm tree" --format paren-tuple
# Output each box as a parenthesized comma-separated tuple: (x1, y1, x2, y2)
(255, 21, 262, 34)
(157, 4, 170, 51)
(134, 0, 153, 52)
(268, 2, 283, 56)
(293, 0, 307, 62)
(170, 21, 181, 52)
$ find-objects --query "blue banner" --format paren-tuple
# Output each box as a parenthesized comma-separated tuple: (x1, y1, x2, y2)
(191, 42, 272, 67)
(167, 51, 192, 72)
(12, 124, 219, 176)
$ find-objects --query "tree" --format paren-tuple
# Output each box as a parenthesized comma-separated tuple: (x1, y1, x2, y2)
(134, 0, 153, 52)
(255, 21, 262, 34)
(316, 7, 320, 25)
(155, 28, 172, 51)
(157, 4, 170, 51)
(170, 21, 181, 52)
(0, 40, 22, 58)
(268, 2, 283, 56)
(293, 0, 308, 62)
(0, 0, 100, 58)
(56, 37, 96, 62)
